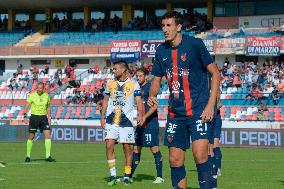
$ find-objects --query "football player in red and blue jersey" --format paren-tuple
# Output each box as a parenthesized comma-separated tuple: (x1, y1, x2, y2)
(148, 11, 220, 189)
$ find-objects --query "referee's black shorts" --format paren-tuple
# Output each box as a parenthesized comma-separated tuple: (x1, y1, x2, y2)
(29, 115, 50, 133)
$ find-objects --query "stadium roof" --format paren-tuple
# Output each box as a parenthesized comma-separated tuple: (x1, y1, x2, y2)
(0, 0, 207, 11)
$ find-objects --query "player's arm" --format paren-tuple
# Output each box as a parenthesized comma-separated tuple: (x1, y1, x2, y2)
(148, 49, 163, 107)
(140, 103, 158, 126)
(148, 76, 162, 107)
(47, 96, 51, 125)
(23, 102, 30, 124)
(216, 88, 222, 110)
(100, 94, 109, 128)
(201, 63, 220, 122)
(136, 95, 143, 126)
(144, 104, 158, 120)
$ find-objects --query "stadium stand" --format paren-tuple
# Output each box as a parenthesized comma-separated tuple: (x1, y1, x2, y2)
(0, 32, 27, 47)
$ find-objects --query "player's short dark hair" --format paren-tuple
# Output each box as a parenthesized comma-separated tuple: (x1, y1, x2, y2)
(113, 60, 129, 71)
(37, 82, 44, 87)
(136, 68, 149, 76)
(162, 11, 183, 26)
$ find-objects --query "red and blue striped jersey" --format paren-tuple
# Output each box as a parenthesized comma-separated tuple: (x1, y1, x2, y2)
(152, 35, 213, 118)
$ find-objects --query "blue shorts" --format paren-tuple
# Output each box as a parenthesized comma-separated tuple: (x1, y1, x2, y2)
(213, 114, 222, 139)
(209, 113, 222, 144)
(135, 122, 159, 147)
(164, 112, 213, 150)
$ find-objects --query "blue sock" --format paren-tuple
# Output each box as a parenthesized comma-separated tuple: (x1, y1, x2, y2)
(196, 160, 212, 189)
(209, 155, 217, 188)
(213, 147, 222, 170)
(130, 152, 141, 178)
(171, 165, 186, 188)
(153, 151, 163, 178)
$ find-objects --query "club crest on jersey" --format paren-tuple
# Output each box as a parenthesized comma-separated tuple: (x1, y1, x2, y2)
(167, 135, 173, 143)
(181, 53, 187, 62)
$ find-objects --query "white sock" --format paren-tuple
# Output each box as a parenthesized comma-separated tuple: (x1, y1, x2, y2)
(108, 159, 116, 177)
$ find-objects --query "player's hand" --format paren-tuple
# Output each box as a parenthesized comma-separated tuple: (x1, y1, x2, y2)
(201, 103, 214, 123)
(147, 96, 158, 107)
(100, 117, 106, 128)
(137, 116, 146, 126)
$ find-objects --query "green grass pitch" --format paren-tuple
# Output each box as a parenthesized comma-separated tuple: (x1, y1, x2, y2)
(0, 143, 283, 189)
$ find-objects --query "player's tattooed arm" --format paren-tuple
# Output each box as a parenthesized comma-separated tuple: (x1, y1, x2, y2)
(216, 89, 222, 110)
(100, 94, 109, 128)
(148, 76, 162, 107)
(136, 96, 143, 126)
(201, 63, 220, 122)
(140, 103, 158, 125)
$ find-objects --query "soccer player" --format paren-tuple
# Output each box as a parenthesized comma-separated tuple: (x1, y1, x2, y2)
(209, 90, 222, 189)
(213, 95, 222, 177)
(24, 83, 55, 162)
(148, 11, 220, 189)
(101, 60, 143, 186)
(130, 68, 164, 184)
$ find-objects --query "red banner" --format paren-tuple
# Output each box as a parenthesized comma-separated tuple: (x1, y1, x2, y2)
(246, 36, 281, 56)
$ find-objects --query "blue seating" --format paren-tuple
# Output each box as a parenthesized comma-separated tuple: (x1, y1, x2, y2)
(0, 32, 26, 46)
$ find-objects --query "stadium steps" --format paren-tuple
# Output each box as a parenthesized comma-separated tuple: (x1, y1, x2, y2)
(15, 32, 50, 46)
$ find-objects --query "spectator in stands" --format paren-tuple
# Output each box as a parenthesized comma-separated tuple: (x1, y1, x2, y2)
(257, 101, 268, 120)
(48, 75, 56, 88)
(278, 75, 284, 92)
(3, 16, 8, 30)
(16, 64, 23, 75)
(268, 22, 276, 32)
(9, 78, 18, 91)
(233, 73, 242, 87)
(30, 64, 39, 75)
(54, 69, 62, 86)
(45, 13, 51, 33)
(40, 65, 49, 75)
(223, 28, 232, 38)
(239, 25, 246, 36)
(113, 14, 120, 34)
(65, 64, 72, 78)
(271, 87, 281, 105)
(53, 15, 60, 31)
(0, 18, 2, 30)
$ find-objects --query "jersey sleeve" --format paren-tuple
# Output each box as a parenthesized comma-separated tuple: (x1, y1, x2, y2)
(151, 50, 164, 77)
(198, 39, 213, 68)
(134, 81, 141, 96)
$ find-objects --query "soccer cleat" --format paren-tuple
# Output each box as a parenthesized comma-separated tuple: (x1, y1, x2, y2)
(25, 157, 31, 162)
(107, 176, 117, 186)
(152, 177, 164, 184)
(0, 162, 6, 168)
(217, 168, 222, 177)
(123, 178, 131, 185)
(45, 156, 56, 162)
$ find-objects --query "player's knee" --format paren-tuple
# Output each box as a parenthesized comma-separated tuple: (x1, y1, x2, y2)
(169, 154, 183, 167)
(193, 151, 208, 164)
